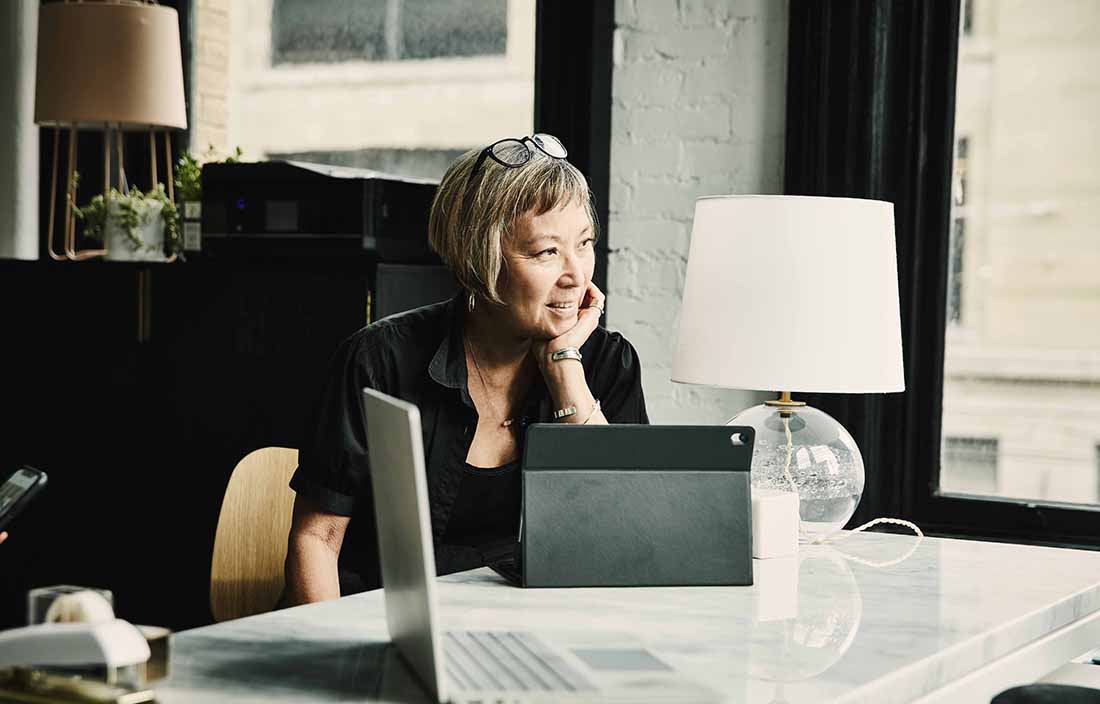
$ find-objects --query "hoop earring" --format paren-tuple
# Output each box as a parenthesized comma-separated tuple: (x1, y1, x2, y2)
(467, 293, 476, 312)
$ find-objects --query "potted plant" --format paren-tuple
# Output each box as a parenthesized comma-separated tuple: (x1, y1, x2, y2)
(174, 145, 242, 251)
(175, 150, 203, 217)
(74, 178, 181, 262)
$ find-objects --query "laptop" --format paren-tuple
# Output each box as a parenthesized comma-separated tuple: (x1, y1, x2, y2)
(362, 387, 720, 704)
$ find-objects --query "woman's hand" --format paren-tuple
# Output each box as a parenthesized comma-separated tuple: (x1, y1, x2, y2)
(0, 531, 7, 545)
(532, 282, 608, 425)
(532, 281, 606, 370)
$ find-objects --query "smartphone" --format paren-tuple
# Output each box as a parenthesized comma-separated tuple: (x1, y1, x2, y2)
(0, 466, 48, 533)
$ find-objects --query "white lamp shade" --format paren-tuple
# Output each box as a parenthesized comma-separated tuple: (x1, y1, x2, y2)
(672, 195, 905, 394)
(34, 2, 187, 130)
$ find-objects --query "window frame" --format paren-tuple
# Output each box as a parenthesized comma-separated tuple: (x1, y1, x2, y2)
(532, 0, 612, 298)
(176, 0, 612, 295)
(784, 0, 1100, 550)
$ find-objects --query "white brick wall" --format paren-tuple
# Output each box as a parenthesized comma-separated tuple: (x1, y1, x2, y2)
(607, 0, 789, 423)
(190, 0, 232, 153)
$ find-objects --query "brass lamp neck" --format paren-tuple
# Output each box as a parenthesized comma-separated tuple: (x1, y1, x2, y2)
(765, 391, 807, 408)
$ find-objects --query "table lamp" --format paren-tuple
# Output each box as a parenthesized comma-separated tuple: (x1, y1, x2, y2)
(34, 0, 188, 261)
(672, 195, 904, 540)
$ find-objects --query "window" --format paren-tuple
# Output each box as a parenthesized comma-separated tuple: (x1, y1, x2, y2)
(265, 147, 468, 181)
(946, 217, 965, 325)
(947, 136, 969, 325)
(962, 0, 975, 37)
(271, 0, 508, 65)
(941, 1, 1100, 509)
(940, 437, 997, 496)
(189, 0, 535, 182)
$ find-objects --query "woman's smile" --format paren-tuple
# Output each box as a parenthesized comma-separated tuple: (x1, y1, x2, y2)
(545, 300, 578, 316)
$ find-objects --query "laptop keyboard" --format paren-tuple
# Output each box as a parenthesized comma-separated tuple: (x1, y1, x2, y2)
(443, 630, 595, 692)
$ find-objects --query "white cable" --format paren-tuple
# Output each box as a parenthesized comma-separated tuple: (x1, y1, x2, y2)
(781, 415, 799, 495)
(808, 517, 925, 568)
(777, 410, 924, 568)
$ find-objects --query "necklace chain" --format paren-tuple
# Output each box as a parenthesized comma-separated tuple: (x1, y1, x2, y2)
(465, 337, 515, 429)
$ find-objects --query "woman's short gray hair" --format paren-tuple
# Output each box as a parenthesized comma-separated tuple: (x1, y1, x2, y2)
(428, 141, 598, 305)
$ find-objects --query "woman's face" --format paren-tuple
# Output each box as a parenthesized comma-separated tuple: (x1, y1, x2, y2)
(496, 200, 596, 340)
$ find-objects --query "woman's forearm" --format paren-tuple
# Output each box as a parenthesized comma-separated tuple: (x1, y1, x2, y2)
(539, 359, 606, 425)
(284, 534, 341, 605)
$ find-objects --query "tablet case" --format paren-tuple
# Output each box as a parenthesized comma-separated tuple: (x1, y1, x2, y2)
(518, 425, 754, 588)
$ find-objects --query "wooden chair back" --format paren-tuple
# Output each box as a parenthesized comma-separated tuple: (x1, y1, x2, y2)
(210, 447, 299, 622)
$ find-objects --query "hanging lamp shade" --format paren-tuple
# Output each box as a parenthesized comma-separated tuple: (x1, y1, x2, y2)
(34, 0, 187, 130)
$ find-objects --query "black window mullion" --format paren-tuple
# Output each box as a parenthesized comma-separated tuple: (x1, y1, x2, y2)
(533, 0, 612, 304)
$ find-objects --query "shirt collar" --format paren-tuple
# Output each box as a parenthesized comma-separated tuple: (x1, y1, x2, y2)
(427, 291, 552, 420)
(428, 292, 468, 391)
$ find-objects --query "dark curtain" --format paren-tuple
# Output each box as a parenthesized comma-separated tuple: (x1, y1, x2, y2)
(534, 0, 613, 304)
(783, 0, 960, 524)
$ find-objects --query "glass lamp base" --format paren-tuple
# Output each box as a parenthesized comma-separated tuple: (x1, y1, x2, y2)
(729, 403, 865, 540)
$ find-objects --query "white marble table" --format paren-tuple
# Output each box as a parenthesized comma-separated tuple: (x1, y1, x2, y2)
(157, 533, 1100, 703)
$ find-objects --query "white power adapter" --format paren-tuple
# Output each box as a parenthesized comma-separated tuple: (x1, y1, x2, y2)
(751, 488, 800, 559)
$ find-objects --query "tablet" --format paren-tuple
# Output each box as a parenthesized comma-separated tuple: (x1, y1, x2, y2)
(511, 424, 755, 588)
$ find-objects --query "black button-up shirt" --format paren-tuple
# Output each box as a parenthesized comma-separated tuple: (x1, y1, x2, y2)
(290, 293, 649, 594)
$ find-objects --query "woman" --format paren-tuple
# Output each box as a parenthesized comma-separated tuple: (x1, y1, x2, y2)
(284, 134, 648, 603)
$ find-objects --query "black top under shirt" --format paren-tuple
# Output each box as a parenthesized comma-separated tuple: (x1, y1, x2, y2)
(289, 292, 649, 595)
(442, 461, 522, 548)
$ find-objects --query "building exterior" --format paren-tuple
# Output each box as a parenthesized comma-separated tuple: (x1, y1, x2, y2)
(192, 0, 535, 180)
(942, 0, 1100, 504)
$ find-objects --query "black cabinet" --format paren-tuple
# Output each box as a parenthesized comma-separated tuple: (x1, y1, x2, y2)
(0, 258, 419, 629)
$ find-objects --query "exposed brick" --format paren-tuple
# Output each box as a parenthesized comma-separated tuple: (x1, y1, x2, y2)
(679, 0, 733, 26)
(655, 27, 729, 60)
(617, 253, 686, 294)
(679, 141, 737, 179)
(611, 137, 681, 177)
(198, 95, 227, 126)
(634, 0, 679, 30)
(614, 0, 637, 25)
(607, 0, 788, 421)
(194, 65, 228, 94)
(613, 320, 677, 368)
(628, 179, 701, 218)
(619, 29, 660, 62)
(608, 177, 634, 213)
(692, 173, 735, 198)
(197, 38, 229, 68)
(621, 26, 728, 62)
(191, 128, 228, 155)
(613, 28, 626, 65)
(612, 64, 684, 106)
(642, 380, 675, 406)
(629, 105, 731, 139)
(609, 218, 690, 253)
(603, 293, 684, 329)
(198, 9, 231, 38)
(681, 59, 740, 102)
